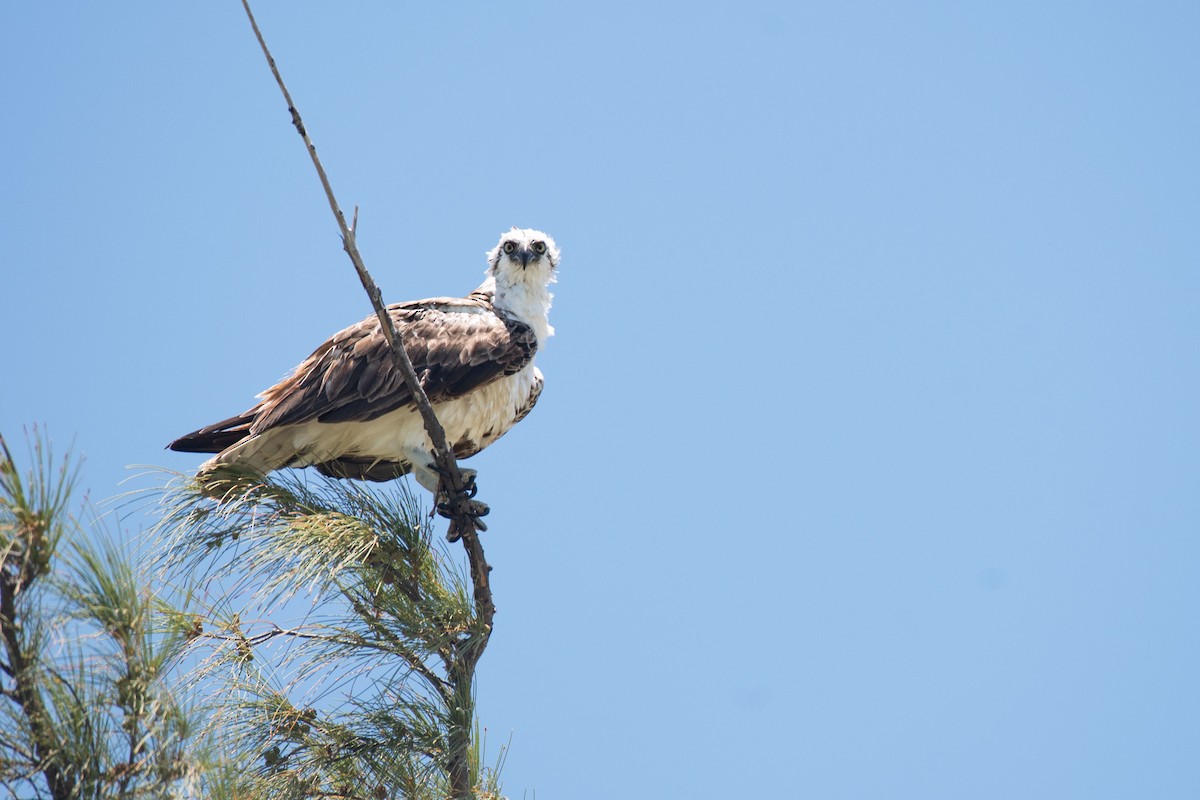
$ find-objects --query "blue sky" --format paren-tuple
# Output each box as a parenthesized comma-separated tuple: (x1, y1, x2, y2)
(3, 2, 1199, 797)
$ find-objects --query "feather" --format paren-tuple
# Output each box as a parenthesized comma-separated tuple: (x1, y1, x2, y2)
(168, 227, 558, 489)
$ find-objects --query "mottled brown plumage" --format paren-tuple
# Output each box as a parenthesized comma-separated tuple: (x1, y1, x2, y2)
(169, 227, 558, 495)
(171, 292, 537, 449)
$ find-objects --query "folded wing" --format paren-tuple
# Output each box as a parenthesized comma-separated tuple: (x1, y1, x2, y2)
(169, 296, 537, 452)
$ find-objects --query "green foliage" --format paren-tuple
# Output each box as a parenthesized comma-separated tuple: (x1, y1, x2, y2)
(0, 433, 506, 799)
(0, 431, 210, 799)
(155, 468, 505, 799)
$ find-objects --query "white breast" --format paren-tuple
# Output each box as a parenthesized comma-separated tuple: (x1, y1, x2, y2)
(431, 363, 544, 453)
(283, 363, 544, 467)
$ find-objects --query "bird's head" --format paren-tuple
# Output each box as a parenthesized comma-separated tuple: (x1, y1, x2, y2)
(486, 227, 559, 285)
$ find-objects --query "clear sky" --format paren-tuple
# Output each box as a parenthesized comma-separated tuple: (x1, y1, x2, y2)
(3, 2, 1198, 798)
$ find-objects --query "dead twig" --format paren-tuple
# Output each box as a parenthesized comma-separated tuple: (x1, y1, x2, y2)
(236, 5, 496, 796)
(237, 0, 484, 541)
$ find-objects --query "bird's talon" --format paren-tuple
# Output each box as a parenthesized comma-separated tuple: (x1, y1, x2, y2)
(436, 496, 488, 523)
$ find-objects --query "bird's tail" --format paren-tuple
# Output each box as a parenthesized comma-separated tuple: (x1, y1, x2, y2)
(174, 413, 312, 482)
(168, 413, 255, 453)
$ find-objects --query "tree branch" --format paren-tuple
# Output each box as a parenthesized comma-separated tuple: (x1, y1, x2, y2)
(236, 7, 498, 795)
(237, 0, 485, 539)
(0, 437, 73, 800)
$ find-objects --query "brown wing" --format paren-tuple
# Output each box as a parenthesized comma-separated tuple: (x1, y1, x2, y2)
(249, 297, 537, 433)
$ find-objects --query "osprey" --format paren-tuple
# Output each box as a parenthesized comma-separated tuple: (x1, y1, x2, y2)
(169, 228, 558, 497)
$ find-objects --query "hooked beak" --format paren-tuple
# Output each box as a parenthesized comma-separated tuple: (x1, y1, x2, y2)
(518, 248, 531, 269)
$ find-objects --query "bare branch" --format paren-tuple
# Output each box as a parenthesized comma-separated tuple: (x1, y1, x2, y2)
(237, 0, 485, 543)
(236, 7, 500, 794)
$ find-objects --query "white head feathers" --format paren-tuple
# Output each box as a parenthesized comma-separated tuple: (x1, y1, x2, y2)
(482, 227, 558, 342)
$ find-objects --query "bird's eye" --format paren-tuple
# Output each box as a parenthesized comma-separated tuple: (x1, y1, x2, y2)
(532, 241, 547, 254)
(502, 241, 517, 254)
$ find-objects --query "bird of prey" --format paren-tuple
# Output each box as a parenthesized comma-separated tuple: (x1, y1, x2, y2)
(169, 227, 558, 499)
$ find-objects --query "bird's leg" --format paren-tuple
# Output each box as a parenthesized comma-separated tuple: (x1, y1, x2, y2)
(425, 461, 489, 533)
(408, 457, 443, 495)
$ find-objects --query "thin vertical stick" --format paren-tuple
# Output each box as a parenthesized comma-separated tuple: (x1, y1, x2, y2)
(236, 3, 496, 795)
